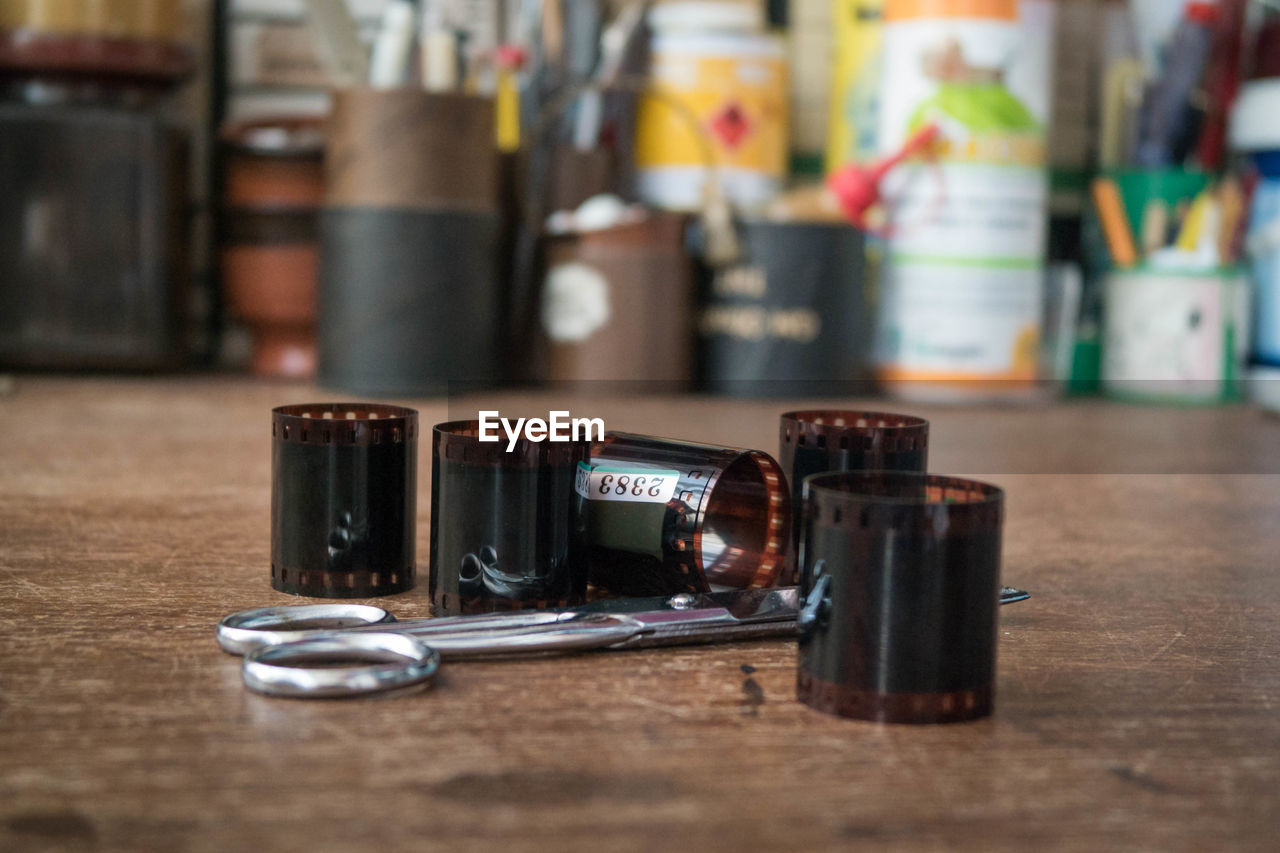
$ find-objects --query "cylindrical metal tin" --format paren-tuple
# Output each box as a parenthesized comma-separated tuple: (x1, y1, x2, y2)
(317, 208, 502, 394)
(699, 220, 872, 396)
(317, 89, 502, 394)
(540, 212, 694, 385)
(577, 432, 790, 597)
(429, 420, 590, 614)
(270, 403, 417, 598)
(797, 471, 1003, 724)
(324, 89, 497, 211)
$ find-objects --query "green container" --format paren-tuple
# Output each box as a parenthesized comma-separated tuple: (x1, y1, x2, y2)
(1108, 168, 1214, 250)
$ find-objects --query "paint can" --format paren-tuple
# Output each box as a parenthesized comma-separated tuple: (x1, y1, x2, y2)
(874, 0, 1054, 401)
(697, 218, 873, 395)
(634, 2, 788, 211)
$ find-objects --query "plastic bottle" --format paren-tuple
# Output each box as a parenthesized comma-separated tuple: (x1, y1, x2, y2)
(874, 0, 1055, 401)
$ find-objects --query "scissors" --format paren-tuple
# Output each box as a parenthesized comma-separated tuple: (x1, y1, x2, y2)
(218, 585, 1030, 699)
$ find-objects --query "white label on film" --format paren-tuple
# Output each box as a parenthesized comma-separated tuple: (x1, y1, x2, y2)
(575, 463, 681, 504)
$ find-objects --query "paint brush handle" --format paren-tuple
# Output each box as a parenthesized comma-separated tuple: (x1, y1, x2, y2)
(422, 29, 459, 91)
(370, 0, 417, 88)
(1091, 178, 1139, 267)
(307, 0, 370, 87)
(1135, 3, 1218, 168)
(869, 122, 941, 182)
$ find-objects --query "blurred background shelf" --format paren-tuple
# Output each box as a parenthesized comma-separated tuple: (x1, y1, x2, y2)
(0, 0, 1277, 410)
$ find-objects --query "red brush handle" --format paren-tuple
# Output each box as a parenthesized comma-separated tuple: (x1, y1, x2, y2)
(827, 122, 942, 228)
(867, 122, 941, 182)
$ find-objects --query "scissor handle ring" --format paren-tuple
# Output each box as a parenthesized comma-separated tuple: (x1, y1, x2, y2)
(242, 632, 440, 698)
(217, 603, 396, 655)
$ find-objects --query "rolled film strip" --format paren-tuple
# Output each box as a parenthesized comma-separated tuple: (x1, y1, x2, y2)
(429, 420, 590, 615)
(779, 410, 928, 584)
(577, 432, 790, 598)
(271, 403, 417, 598)
(796, 472, 1003, 725)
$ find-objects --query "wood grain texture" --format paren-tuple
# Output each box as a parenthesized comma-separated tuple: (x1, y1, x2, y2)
(2, 377, 1280, 851)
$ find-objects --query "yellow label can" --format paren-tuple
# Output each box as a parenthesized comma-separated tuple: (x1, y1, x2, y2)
(636, 27, 788, 211)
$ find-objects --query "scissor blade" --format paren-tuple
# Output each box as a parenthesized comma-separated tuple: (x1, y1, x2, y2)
(570, 586, 801, 619)
(576, 587, 799, 650)
(404, 614, 645, 659)
(574, 585, 1030, 650)
(1000, 586, 1031, 604)
(574, 586, 1028, 617)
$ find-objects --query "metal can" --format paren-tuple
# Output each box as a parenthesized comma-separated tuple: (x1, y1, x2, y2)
(635, 2, 788, 211)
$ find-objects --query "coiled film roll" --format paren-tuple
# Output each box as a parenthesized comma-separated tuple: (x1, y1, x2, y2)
(796, 472, 1003, 724)
(271, 403, 417, 598)
(577, 432, 790, 597)
(429, 421, 590, 614)
(779, 410, 928, 583)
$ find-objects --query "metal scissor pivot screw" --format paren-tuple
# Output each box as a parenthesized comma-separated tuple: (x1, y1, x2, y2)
(796, 562, 832, 640)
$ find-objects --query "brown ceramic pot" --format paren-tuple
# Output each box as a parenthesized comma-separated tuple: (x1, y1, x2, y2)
(222, 211, 317, 377)
(221, 118, 323, 378)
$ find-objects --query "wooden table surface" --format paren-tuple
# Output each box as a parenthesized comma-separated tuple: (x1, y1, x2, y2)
(3, 377, 1280, 851)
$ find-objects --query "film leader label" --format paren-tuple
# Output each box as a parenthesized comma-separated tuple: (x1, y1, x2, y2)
(575, 463, 681, 504)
